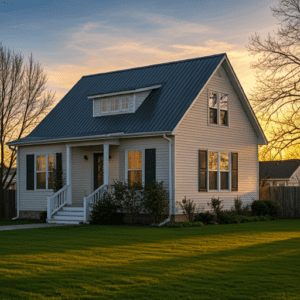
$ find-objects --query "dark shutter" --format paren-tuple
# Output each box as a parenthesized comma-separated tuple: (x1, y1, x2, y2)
(199, 150, 207, 192)
(56, 153, 63, 191)
(26, 154, 34, 190)
(145, 148, 156, 185)
(232, 153, 238, 191)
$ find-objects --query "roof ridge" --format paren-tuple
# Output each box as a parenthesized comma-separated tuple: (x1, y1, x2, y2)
(82, 53, 226, 79)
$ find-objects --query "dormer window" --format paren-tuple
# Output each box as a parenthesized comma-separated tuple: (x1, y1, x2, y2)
(101, 100, 108, 113)
(122, 97, 129, 111)
(111, 99, 119, 112)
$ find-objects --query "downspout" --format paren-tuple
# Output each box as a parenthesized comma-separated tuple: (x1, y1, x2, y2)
(8, 145, 19, 220)
(159, 134, 172, 226)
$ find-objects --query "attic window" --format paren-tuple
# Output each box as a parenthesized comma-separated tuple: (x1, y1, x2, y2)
(101, 100, 108, 113)
(208, 91, 229, 126)
(122, 97, 129, 111)
(111, 99, 119, 112)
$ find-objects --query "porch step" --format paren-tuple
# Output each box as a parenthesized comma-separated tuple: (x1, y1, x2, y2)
(47, 206, 85, 225)
(56, 210, 84, 216)
(62, 206, 84, 212)
(52, 215, 85, 222)
(47, 219, 82, 225)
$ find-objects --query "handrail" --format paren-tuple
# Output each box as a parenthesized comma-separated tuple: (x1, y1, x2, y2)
(83, 184, 109, 223)
(47, 185, 70, 221)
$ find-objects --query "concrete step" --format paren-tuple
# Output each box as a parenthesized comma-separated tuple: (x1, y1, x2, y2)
(52, 215, 85, 222)
(56, 211, 84, 216)
(62, 206, 84, 212)
(47, 219, 81, 225)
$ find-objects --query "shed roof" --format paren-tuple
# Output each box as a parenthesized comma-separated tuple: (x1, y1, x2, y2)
(259, 160, 300, 180)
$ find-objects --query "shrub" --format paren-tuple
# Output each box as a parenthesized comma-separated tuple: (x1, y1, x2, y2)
(192, 222, 204, 227)
(39, 211, 47, 223)
(112, 180, 142, 224)
(216, 210, 234, 224)
(194, 211, 215, 224)
(90, 192, 121, 225)
(142, 181, 169, 224)
(251, 200, 282, 218)
(251, 200, 270, 216)
(167, 222, 183, 228)
(234, 196, 243, 214)
(240, 204, 252, 217)
(208, 197, 223, 214)
(178, 197, 197, 222)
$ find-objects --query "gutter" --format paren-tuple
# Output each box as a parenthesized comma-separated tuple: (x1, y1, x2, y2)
(8, 146, 19, 220)
(159, 134, 172, 226)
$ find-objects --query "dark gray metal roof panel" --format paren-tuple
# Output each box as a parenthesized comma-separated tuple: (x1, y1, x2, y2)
(260, 160, 300, 179)
(8, 53, 225, 145)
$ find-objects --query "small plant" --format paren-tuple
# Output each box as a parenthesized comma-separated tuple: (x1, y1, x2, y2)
(194, 211, 215, 224)
(208, 197, 223, 214)
(192, 222, 204, 227)
(234, 196, 243, 214)
(167, 222, 183, 228)
(216, 210, 233, 224)
(182, 221, 193, 227)
(178, 197, 197, 222)
(90, 191, 121, 225)
(39, 211, 47, 223)
(142, 181, 169, 224)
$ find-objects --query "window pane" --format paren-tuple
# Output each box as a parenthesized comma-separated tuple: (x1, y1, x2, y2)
(221, 172, 229, 190)
(220, 94, 228, 110)
(37, 172, 46, 189)
(209, 92, 217, 108)
(111, 99, 119, 111)
(220, 110, 228, 126)
(209, 152, 218, 170)
(48, 172, 54, 190)
(36, 155, 46, 171)
(48, 154, 55, 171)
(220, 153, 229, 170)
(102, 100, 107, 112)
(128, 170, 142, 186)
(209, 171, 217, 190)
(128, 151, 142, 170)
(209, 108, 218, 124)
(122, 97, 129, 110)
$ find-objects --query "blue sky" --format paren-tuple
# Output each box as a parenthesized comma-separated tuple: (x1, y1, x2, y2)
(1, 0, 279, 102)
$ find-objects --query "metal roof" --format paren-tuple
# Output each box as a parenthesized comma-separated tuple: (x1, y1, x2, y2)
(8, 53, 227, 146)
(260, 160, 300, 180)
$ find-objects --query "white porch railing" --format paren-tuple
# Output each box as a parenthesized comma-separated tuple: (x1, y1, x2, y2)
(47, 185, 70, 221)
(83, 184, 109, 223)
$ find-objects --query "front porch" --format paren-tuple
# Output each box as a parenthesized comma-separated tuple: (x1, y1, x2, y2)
(47, 141, 119, 224)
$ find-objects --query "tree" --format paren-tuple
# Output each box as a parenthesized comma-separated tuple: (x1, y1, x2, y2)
(248, 0, 300, 160)
(0, 44, 55, 195)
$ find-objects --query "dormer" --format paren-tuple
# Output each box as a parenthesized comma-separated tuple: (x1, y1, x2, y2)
(88, 85, 161, 117)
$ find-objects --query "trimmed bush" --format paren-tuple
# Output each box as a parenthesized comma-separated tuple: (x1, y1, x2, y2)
(216, 210, 234, 224)
(167, 222, 183, 228)
(90, 192, 121, 225)
(251, 200, 281, 218)
(192, 222, 204, 227)
(194, 211, 215, 224)
(39, 211, 47, 223)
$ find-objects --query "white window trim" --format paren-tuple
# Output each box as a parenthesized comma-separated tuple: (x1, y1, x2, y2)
(207, 150, 231, 192)
(125, 149, 145, 185)
(35, 153, 56, 191)
(121, 97, 130, 112)
(208, 90, 229, 127)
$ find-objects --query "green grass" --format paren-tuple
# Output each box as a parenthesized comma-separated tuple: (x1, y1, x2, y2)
(1, 220, 300, 299)
(0, 220, 41, 226)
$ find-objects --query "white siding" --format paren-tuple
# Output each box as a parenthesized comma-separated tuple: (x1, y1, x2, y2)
(19, 143, 67, 211)
(175, 63, 259, 213)
(134, 91, 151, 111)
(288, 166, 300, 186)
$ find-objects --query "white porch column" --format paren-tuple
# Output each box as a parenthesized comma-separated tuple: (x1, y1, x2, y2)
(66, 146, 72, 204)
(103, 144, 109, 185)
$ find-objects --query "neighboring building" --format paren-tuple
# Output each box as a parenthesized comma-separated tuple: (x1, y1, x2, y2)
(7, 53, 267, 223)
(259, 160, 300, 187)
(1, 167, 17, 190)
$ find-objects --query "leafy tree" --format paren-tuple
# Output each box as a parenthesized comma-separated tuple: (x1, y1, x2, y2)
(248, 0, 300, 160)
(0, 44, 55, 196)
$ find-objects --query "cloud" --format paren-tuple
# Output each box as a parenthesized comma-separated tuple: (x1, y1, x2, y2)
(45, 11, 256, 105)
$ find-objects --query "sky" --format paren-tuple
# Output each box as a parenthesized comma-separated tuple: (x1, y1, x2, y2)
(0, 0, 280, 104)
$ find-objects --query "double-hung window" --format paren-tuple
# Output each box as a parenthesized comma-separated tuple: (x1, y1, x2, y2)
(111, 98, 119, 112)
(199, 150, 238, 192)
(209, 91, 228, 126)
(122, 97, 129, 111)
(36, 154, 55, 190)
(127, 150, 143, 186)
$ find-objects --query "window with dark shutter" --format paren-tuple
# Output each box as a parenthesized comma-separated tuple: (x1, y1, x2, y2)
(232, 153, 238, 191)
(26, 154, 34, 190)
(145, 148, 156, 186)
(199, 150, 207, 192)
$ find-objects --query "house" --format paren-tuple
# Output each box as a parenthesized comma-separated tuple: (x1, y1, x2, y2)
(7, 53, 267, 223)
(260, 160, 300, 187)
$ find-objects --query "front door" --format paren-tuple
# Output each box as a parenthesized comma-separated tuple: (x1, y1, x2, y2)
(93, 153, 104, 191)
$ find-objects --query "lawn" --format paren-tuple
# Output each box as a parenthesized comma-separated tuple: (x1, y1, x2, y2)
(0, 220, 41, 226)
(1, 220, 300, 300)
